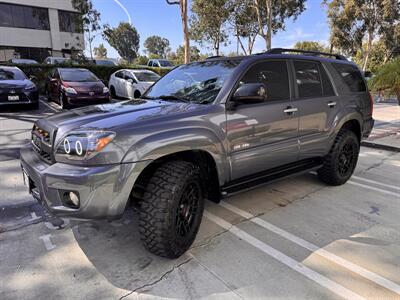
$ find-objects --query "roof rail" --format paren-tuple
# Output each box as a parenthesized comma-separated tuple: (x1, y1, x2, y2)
(265, 48, 347, 61)
(205, 55, 223, 60)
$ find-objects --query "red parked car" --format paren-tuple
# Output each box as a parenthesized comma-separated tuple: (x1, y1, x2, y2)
(45, 68, 110, 109)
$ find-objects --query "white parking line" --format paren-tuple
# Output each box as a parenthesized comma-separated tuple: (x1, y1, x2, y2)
(39, 99, 59, 112)
(28, 212, 40, 221)
(351, 175, 400, 192)
(347, 181, 399, 197)
(204, 211, 366, 300)
(219, 201, 400, 295)
(39, 234, 56, 251)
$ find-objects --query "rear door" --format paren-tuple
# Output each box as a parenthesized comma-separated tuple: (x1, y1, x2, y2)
(292, 60, 339, 159)
(226, 60, 299, 180)
(50, 69, 61, 100)
(114, 71, 126, 98)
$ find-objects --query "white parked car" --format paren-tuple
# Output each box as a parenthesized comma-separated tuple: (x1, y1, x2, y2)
(108, 69, 160, 99)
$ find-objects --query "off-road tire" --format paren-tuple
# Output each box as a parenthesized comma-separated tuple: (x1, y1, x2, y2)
(318, 129, 360, 186)
(138, 161, 204, 258)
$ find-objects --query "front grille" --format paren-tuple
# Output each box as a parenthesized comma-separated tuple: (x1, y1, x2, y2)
(32, 125, 54, 164)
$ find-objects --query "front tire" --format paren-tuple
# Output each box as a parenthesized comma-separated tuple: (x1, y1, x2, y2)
(139, 161, 204, 258)
(318, 129, 360, 186)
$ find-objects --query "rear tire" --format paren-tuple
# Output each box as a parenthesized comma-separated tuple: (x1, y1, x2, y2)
(318, 129, 360, 186)
(138, 161, 204, 258)
(134, 90, 141, 99)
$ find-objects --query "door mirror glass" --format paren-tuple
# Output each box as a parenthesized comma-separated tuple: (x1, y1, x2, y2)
(127, 78, 136, 84)
(232, 83, 267, 104)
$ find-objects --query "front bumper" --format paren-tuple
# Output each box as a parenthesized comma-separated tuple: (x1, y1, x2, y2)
(20, 145, 149, 220)
(65, 93, 110, 106)
(0, 91, 39, 106)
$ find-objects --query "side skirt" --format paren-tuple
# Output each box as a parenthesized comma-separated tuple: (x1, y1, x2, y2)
(221, 158, 323, 197)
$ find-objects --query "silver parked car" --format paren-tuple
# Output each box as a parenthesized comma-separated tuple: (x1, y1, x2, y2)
(20, 48, 374, 258)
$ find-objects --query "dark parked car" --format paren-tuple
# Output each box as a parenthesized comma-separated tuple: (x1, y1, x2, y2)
(21, 48, 374, 258)
(0, 66, 39, 109)
(8, 58, 39, 65)
(45, 68, 110, 109)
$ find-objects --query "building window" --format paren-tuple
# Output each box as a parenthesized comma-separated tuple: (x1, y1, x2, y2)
(0, 3, 49, 30)
(58, 11, 83, 33)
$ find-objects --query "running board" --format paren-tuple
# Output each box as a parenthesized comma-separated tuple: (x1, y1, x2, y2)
(221, 159, 322, 197)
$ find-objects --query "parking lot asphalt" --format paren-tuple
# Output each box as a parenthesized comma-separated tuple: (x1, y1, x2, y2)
(0, 101, 399, 299)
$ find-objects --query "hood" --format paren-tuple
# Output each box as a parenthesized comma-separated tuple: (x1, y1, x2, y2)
(39, 99, 206, 136)
(62, 81, 104, 93)
(0, 79, 32, 89)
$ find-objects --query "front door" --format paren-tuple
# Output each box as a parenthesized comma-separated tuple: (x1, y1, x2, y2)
(292, 60, 340, 159)
(226, 60, 300, 180)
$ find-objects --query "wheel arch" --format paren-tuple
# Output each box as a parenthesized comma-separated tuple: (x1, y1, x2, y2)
(129, 149, 221, 207)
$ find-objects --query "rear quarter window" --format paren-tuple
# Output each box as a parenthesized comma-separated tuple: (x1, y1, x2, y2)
(332, 63, 366, 92)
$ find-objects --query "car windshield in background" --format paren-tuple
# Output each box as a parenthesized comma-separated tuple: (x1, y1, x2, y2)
(0, 68, 27, 80)
(135, 72, 160, 82)
(144, 60, 242, 104)
(159, 60, 173, 67)
(60, 69, 98, 82)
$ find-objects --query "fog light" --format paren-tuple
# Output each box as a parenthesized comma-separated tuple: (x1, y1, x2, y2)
(69, 192, 79, 207)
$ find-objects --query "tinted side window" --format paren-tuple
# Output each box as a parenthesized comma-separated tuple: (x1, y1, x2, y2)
(320, 65, 335, 96)
(241, 61, 290, 101)
(332, 63, 366, 92)
(115, 71, 124, 79)
(294, 61, 322, 98)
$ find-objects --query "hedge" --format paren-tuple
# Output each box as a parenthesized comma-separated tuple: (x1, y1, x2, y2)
(0, 63, 170, 93)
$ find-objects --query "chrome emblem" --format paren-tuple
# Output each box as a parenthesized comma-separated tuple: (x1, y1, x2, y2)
(10, 89, 16, 94)
(89, 91, 94, 96)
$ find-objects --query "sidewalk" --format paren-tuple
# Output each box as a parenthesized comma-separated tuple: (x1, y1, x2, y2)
(361, 102, 400, 152)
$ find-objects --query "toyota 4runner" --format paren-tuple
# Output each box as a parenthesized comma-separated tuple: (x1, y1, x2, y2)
(20, 48, 374, 258)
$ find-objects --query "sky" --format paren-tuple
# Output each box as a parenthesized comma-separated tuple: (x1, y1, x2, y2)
(89, 0, 331, 59)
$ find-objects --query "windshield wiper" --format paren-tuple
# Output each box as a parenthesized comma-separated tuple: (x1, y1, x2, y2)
(157, 95, 190, 103)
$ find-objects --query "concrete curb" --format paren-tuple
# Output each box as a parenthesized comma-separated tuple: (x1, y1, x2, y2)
(361, 141, 400, 152)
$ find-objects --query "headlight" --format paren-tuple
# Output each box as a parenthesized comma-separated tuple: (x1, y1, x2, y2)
(103, 87, 109, 94)
(25, 84, 36, 91)
(64, 87, 77, 94)
(55, 131, 115, 160)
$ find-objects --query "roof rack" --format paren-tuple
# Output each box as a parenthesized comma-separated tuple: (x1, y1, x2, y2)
(205, 55, 223, 60)
(265, 48, 347, 61)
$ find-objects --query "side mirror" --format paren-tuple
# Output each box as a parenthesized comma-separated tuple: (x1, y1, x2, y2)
(29, 75, 37, 81)
(232, 83, 267, 104)
(127, 78, 136, 84)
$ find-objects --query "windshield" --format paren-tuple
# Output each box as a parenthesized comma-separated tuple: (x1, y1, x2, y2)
(159, 60, 173, 67)
(0, 68, 27, 81)
(144, 60, 241, 104)
(60, 69, 98, 82)
(134, 72, 160, 82)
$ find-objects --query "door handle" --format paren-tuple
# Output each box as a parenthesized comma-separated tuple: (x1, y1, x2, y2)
(328, 101, 337, 108)
(284, 106, 298, 114)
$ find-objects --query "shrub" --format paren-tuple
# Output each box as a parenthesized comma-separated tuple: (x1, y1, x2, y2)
(369, 58, 400, 105)
(0, 62, 170, 93)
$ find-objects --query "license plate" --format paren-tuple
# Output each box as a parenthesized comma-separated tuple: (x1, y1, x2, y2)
(8, 95, 19, 101)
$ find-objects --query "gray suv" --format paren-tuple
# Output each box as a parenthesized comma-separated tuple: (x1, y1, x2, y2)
(20, 48, 374, 258)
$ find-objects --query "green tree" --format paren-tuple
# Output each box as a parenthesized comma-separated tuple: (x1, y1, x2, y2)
(135, 55, 148, 65)
(228, 0, 258, 55)
(353, 40, 388, 73)
(144, 35, 171, 58)
(93, 43, 107, 59)
(102, 22, 140, 63)
(166, 0, 190, 63)
(326, 0, 400, 71)
(190, 0, 231, 56)
(369, 58, 400, 105)
(168, 45, 201, 64)
(72, 0, 101, 60)
(293, 41, 329, 52)
(254, 0, 306, 50)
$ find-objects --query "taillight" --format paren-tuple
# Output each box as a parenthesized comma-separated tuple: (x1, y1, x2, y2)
(368, 92, 373, 115)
